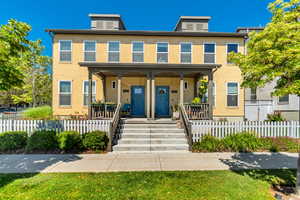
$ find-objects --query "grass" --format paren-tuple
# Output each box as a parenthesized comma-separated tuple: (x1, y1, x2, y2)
(23, 106, 53, 120)
(0, 169, 296, 200)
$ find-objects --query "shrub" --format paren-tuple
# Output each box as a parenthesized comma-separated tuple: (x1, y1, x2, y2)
(26, 130, 57, 152)
(192, 135, 223, 152)
(83, 131, 109, 151)
(266, 112, 285, 122)
(57, 131, 82, 152)
(222, 132, 261, 152)
(0, 131, 27, 151)
(267, 137, 299, 152)
(23, 106, 53, 120)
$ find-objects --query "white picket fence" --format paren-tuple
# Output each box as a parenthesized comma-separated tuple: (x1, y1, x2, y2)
(191, 121, 300, 142)
(0, 120, 111, 135)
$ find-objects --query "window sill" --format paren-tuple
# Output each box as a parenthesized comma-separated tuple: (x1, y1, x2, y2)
(226, 106, 239, 109)
(59, 106, 72, 109)
(278, 102, 289, 105)
(59, 61, 72, 64)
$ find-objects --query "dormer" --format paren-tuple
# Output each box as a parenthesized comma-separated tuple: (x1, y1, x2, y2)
(174, 16, 211, 32)
(89, 14, 126, 30)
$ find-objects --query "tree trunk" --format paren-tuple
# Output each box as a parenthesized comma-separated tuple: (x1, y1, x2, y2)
(297, 152, 300, 195)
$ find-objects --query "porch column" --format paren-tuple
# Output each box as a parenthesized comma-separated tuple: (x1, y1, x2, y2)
(147, 73, 151, 119)
(101, 76, 106, 102)
(208, 71, 213, 120)
(88, 69, 93, 119)
(151, 73, 155, 119)
(180, 73, 184, 105)
(117, 74, 122, 105)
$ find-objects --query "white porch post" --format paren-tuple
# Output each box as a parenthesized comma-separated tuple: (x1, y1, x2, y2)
(151, 73, 155, 119)
(117, 75, 122, 105)
(208, 71, 213, 120)
(147, 73, 151, 119)
(180, 73, 184, 105)
(88, 69, 93, 119)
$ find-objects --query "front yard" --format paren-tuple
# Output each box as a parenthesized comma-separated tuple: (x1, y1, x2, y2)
(0, 169, 296, 200)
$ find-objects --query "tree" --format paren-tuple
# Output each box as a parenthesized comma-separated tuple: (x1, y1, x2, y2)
(229, 0, 300, 195)
(0, 19, 51, 106)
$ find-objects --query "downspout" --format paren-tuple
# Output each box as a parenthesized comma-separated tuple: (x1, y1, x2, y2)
(243, 35, 247, 121)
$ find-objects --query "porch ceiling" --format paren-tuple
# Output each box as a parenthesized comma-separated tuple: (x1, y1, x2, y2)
(79, 62, 220, 77)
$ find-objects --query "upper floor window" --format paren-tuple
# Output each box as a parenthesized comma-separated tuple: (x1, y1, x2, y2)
(59, 81, 72, 106)
(157, 42, 168, 63)
(227, 82, 238, 107)
(180, 43, 192, 63)
(132, 41, 144, 63)
(250, 88, 257, 102)
(204, 43, 215, 64)
(84, 41, 96, 62)
(108, 41, 120, 62)
(227, 43, 238, 63)
(279, 95, 289, 104)
(59, 40, 72, 62)
(83, 80, 96, 106)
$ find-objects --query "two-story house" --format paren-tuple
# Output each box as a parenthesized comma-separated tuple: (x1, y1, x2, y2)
(46, 14, 247, 121)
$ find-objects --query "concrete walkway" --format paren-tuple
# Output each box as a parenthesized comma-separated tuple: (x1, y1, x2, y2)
(0, 152, 298, 173)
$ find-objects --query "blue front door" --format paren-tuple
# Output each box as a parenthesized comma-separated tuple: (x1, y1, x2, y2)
(131, 86, 145, 117)
(155, 86, 170, 117)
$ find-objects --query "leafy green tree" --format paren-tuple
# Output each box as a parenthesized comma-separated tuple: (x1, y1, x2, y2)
(229, 0, 300, 195)
(0, 19, 51, 106)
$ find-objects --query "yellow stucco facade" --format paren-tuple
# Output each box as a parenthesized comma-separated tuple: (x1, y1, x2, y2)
(52, 34, 245, 120)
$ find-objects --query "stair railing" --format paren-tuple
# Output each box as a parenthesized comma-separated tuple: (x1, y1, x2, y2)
(179, 104, 192, 151)
(107, 103, 121, 152)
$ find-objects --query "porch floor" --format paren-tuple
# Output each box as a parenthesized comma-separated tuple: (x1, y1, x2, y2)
(122, 118, 176, 124)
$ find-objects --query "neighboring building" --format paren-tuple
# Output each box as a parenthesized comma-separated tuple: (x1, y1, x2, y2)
(47, 14, 247, 121)
(237, 27, 299, 121)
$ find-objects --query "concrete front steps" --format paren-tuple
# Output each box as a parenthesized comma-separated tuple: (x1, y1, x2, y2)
(113, 119, 189, 153)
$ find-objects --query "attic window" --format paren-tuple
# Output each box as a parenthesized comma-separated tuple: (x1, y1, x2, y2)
(196, 23, 204, 31)
(106, 21, 113, 29)
(186, 24, 193, 30)
(96, 21, 104, 29)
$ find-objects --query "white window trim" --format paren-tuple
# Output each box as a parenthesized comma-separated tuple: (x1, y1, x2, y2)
(59, 40, 72, 62)
(180, 42, 192, 64)
(226, 82, 239, 107)
(156, 42, 169, 63)
(58, 80, 72, 106)
(203, 42, 216, 64)
(131, 41, 144, 63)
(226, 43, 239, 64)
(82, 80, 96, 106)
(112, 80, 117, 89)
(83, 40, 97, 62)
(107, 41, 120, 63)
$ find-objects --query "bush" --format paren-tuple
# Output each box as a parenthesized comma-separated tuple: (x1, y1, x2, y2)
(0, 131, 27, 151)
(192, 135, 223, 152)
(26, 130, 57, 152)
(58, 131, 82, 152)
(267, 137, 299, 152)
(83, 131, 109, 151)
(23, 106, 53, 120)
(266, 112, 285, 122)
(222, 132, 261, 152)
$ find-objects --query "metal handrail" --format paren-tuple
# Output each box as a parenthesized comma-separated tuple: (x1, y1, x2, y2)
(179, 104, 192, 151)
(107, 103, 121, 152)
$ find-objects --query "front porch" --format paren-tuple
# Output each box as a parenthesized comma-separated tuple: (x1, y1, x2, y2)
(79, 62, 219, 120)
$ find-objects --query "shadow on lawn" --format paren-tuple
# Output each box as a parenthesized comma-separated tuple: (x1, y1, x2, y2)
(0, 154, 82, 188)
(219, 152, 298, 192)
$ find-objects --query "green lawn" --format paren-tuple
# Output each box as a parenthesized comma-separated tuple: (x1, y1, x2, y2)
(0, 170, 296, 200)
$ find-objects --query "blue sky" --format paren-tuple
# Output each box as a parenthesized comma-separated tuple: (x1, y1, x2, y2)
(1, 0, 273, 56)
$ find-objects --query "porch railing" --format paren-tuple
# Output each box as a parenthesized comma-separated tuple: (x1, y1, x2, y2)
(107, 103, 121, 152)
(92, 104, 117, 119)
(179, 104, 192, 151)
(184, 103, 209, 120)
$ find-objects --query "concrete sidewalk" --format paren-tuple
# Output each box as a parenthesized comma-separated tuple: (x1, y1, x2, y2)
(0, 152, 298, 173)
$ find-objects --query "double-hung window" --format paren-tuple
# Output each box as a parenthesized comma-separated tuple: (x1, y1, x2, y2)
(132, 41, 144, 63)
(59, 40, 72, 62)
(250, 88, 257, 102)
(227, 82, 238, 107)
(108, 41, 120, 62)
(157, 42, 168, 63)
(180, 43, 192, 63)
(227, 43, 238, 63)
(83, 81, 96, 106)
(84, 41, 96, 62)
(204, 43, 215, 64)
(59, 81, 72, 106)
(279, 95, 289, 104)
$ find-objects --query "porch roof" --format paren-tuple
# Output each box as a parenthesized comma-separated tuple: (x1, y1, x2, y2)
(79, 62, 220, 76)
